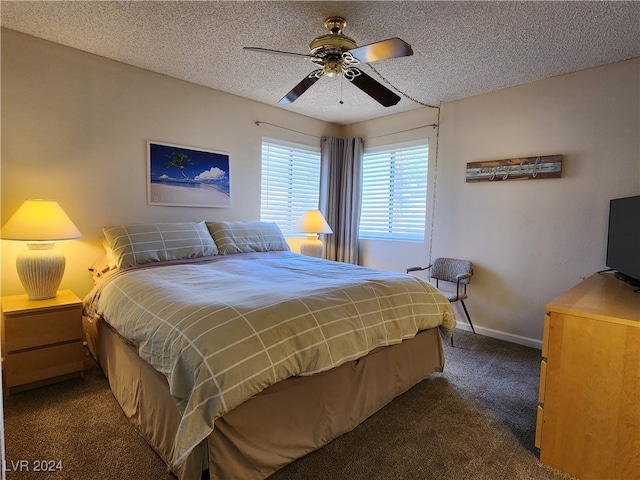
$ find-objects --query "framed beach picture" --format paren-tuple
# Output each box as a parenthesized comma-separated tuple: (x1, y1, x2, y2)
(147, 141, 231, 207)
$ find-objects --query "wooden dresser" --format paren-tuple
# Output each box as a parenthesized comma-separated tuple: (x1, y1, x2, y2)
(536, 273, 640, 479)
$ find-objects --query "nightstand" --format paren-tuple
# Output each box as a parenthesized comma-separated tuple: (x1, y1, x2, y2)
(1, 289, 84, 395)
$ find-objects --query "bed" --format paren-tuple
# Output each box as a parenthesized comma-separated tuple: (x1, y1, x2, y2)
(83, 221, 456, 480)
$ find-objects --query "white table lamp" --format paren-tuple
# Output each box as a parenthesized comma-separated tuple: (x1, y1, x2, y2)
(297, 210, 333, 258)
(1, 199, 82, 300)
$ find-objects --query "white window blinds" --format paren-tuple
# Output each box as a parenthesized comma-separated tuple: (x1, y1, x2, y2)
(359, 142, 428, 241)
(260, 138, 321, 234)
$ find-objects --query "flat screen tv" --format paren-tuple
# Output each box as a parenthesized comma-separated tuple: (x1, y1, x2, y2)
(606, 195, 640, 286)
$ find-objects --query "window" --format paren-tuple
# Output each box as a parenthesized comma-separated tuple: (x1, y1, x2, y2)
(359, 142, 428, 241)
(260, 138, 321, 234)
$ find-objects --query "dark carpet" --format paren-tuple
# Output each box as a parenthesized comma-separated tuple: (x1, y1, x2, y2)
(4, 330, 574, 480)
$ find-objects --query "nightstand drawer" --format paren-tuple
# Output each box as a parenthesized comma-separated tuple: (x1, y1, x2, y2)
(4, 341, 83, 387)
(4, 306, 82, 352)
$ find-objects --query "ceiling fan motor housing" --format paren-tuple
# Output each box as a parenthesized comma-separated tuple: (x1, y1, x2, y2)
(309, 16, 358, 77)
(309, 33, 357, 53)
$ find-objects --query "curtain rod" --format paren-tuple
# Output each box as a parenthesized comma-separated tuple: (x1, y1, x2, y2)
(365, 124, 438, 140)
(254, 121, 438, 140)
(254, 121, 322, 138)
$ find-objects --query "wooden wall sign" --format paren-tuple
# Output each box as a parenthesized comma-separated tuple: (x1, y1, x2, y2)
(466, 155, 562, 182)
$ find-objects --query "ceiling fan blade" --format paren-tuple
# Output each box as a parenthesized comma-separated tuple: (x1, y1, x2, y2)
(279, 73, 322, 105)
(349, 70, 401, 107)
(243, 47, 310, 59)
(348, 38, 413, 63)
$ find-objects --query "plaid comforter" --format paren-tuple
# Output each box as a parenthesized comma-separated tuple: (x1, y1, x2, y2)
(85, 251, 455, 467)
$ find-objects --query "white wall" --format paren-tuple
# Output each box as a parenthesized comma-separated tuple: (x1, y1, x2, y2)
(434, 59, 639, 344)
(0, 30, 340, 297)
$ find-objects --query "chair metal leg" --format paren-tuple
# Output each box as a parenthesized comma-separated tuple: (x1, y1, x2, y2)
(460, 300, 476, 334)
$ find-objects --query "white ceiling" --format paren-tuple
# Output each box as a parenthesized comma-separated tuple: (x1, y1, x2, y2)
(2, 1, 639, 125)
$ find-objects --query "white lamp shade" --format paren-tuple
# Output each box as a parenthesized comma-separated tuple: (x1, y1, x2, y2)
(1, 199, 82, 300)
(296, 210, 333, 235)
(1, 199, 82, 241)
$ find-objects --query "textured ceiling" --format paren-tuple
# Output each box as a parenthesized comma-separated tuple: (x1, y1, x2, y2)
(2, 1, 639, 125)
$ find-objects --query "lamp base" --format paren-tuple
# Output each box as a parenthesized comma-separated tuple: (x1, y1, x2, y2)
(16, 242, 65, 300)
(300, 234, 324, 258)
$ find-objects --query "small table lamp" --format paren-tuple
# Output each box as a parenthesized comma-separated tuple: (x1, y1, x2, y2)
(297, 210, 333, 258)
(1, 199, 82, 300)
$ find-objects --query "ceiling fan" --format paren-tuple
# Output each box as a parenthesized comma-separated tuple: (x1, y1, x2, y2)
(243, 16, 413, 107)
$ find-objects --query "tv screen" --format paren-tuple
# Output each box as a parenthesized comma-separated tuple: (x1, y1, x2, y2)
(606, 195, 640, 286)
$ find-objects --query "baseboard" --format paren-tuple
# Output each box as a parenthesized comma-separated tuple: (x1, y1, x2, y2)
(454, 324, 542, 350)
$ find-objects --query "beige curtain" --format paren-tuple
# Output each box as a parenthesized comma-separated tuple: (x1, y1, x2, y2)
(319, 136, 364, 264)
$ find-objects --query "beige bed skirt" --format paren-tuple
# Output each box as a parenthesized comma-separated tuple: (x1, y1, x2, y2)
(84, 315, 445, 480)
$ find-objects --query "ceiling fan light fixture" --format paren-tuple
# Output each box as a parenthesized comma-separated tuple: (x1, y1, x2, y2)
(324, 58, 343, 77)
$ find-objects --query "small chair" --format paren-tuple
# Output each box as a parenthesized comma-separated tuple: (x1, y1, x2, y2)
(407, 257, 475, 340)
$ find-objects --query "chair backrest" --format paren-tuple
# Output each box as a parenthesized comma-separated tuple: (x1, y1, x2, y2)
(430, 257, 473, 284)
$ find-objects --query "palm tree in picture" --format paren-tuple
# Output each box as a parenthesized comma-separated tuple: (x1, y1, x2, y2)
(164, 152, 195, 179)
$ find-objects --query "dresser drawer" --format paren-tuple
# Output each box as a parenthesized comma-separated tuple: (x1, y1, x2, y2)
(4, 306, 82, 352)
(4, 341, 83, 387)
(541, 314, 550, 358)
(538, 359, 547, 404)
(535, 405, 544, 448)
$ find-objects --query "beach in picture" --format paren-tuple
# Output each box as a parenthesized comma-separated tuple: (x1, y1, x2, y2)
(148, 141, 231, 207)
